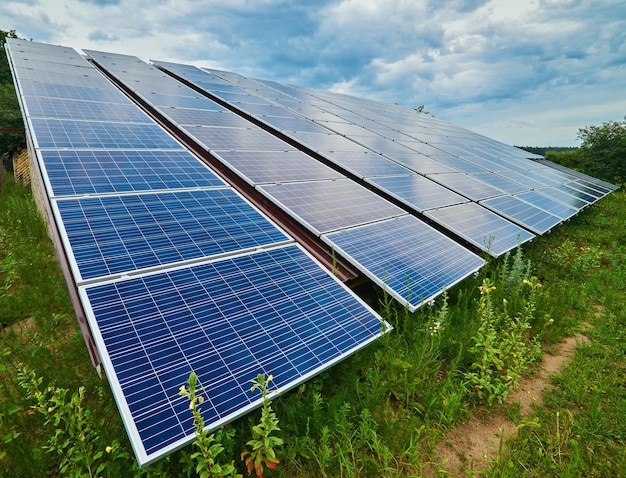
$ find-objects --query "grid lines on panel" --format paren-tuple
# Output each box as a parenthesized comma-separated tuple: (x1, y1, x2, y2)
(30, 119, 184, 150)
(56, 189, 290, 281)
(258, 180, 406, 235)
(425, 202, 535, 256)
(325, 216, 485, 311)
(83, 245, 385, 463)
(41, 150, 224, 196)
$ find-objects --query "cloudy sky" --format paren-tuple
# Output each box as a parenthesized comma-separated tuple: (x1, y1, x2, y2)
(3, 0, 625, 146)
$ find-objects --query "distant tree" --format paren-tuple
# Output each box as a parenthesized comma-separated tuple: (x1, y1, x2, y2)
(577, 117, 626, 185)
(1, 29, 25, 163)
(544, 149, 584, 171)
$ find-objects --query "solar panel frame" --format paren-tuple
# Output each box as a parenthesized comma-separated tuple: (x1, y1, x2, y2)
(480, 195, 562, 234)
(424, 202, 535, 256)
(28, 118, 185, 150)
(212, 150, 344, 185)
(366, 174, 469, 212)
(38, 149, 225, 197)
(53, 189, 292, 282)
(258, 179, 407, 235)
(323, 215, 485, 311)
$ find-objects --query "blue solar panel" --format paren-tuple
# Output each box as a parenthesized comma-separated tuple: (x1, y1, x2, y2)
(159, 108, 248, 127)
(367, 175, 468, 211)
(385, 152, 456, 174)
(40, 150, 224, 196)
(515, 191, 578, 220)
(321, 151, 413, 178)
(82, 244, 387, 465)
(24, 97, 153, 123)
(17, 79, 131, 104)
(469, 172, 528, 194)
(56, 189, 290, 281)
(481, 195, 561, 234)
(324, 215, 485, 311)
(30, 119, 183, 149)
(552, 184, 597, 203)
(258, 180, 406, 235)
(185, 126, 289, 151)
(213, 150, 343, 184)
(533, 186, 588, 210)
(425, 202, 535, 256)
(427, 172, 504, 201)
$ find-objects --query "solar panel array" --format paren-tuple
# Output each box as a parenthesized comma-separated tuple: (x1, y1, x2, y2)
(86, 50, 486, 310)
(7, 38, 617, 468)
(7, 39, 389, 465)
(152, 61, 616, 256)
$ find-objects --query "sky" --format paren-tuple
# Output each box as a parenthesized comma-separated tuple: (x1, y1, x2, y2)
(2, 0, 625, 147)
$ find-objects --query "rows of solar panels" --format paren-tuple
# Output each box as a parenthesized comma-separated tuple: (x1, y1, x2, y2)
(151, 61, 616, 243)
(6, 38, 391, 466)
(85, 50, 487, 311)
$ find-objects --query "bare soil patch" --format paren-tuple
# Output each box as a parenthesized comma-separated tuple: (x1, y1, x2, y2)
(427, 332, 591, 476)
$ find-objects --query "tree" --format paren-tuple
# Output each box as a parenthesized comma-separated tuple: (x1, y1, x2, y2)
(577, 117, 626, 185)
(1, 29, 25, 163)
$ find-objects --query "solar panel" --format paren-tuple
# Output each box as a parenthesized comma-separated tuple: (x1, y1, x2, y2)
(515, 191, 578, 220)
(9, 40, 391, 467)
(533, 186, 589, 210)
(425, 202, 535, 256)
(17, 79, 131, 104)
(258, 179, 406, 235)
(366, 175, 468, 212)
(320, 151, 414, 178)
(481, 195, 561, 234)
(213, 150, 343, 184)
(384, 152, 456, 174)
(427, 172, 504, 201)
(159, 109, 248, 128)
(55, 189, 290, 282)
(39, 150, 225, 197)
(324, 215, 485, 311)
(82, 244, 387, 465)
(184, 126, 290, 152)
(29, 119, 184, 150)
(24, 96, 153, 123)
(469, 172, 528, 194)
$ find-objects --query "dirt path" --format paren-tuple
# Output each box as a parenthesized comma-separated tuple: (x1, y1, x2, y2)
(427, 333, 591, 476)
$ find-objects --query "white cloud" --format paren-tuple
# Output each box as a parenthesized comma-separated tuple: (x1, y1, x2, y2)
(2, 0, 625, 146)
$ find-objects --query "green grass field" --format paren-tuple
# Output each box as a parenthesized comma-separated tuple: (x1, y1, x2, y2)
(1, 171, 624, 477)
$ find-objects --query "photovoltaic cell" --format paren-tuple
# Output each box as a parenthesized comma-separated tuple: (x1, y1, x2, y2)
(258, 180, 406, 235)
(24, 96, 153, 123)
(82, 244, 387, 464)
(425, 202, 535, 256)
(321, 151, 414, 178)
(515, 191, 578, 220)
(8, 40, 392, 469)
(481, 195, 561, 234)
(17, 80, 130, 104)
(213, 150, 343, 184)
(29, 119, 183, 150)
(469, 172, 528, 194)
(40, 150, 224, 196)
(324, 215, 485, 311)
(367, 175, 468, 211)
(533, 187, 588, 210)
(56, 189, 290, 281)
(427, 172, 504, 201)
(184, 126, 290, 151)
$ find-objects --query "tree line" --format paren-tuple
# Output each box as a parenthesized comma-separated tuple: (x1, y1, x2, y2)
(1, 29, 25, 166)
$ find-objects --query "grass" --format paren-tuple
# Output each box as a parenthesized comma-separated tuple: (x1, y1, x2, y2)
(0, 170, 624, 477)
